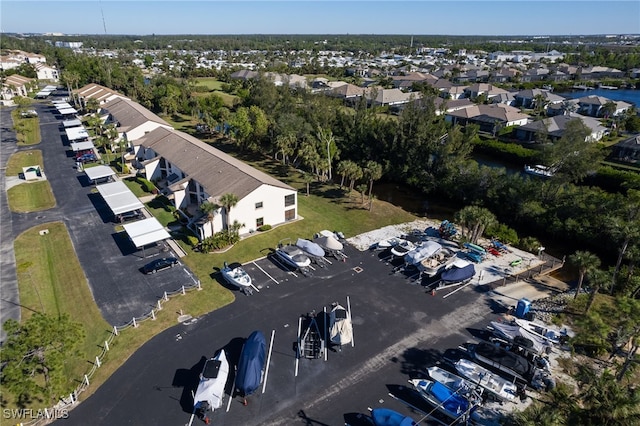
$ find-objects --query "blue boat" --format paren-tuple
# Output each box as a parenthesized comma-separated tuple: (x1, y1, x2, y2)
(371, 408, 417, 426)
(235, 330, 267, 399)
(463, 242, 486, 255)
(441, 262, 476, 283)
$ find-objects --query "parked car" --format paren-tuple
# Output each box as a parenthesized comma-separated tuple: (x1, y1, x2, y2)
(77, 153, 97, 163)
(116, 210, 143, 223)
(142, 257, 179, 274)
(20, 110, 38, 118)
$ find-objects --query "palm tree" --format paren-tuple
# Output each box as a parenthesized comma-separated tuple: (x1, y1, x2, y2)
(363, 161, 382, 211)
(301, 172, 314, 196)
(199, 201, 220, 238)
(454, 205, 497, 244)
(316, 127, 338, 181)
(218, 193, 239, 233)
(568, 250, 601, 300)
(584, 268, 609, 314)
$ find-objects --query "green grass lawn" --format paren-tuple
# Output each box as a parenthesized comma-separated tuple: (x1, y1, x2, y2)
(11, 110, 41, 145)
(7, 181, 56, 212)
(5, 150, 44, 176)
(194, 77, 224, 90)
(123, 176, 155, 197)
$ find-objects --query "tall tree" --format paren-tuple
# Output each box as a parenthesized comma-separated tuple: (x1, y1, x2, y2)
(199, 201, 220, 238)
(568, 250, 601, 300)
(316, 127, 338, 181)
(454, 205, 497, 244)
(1, 314, 84, 406)
(363, 160, 383, 211)
(584, 268, 610, 314)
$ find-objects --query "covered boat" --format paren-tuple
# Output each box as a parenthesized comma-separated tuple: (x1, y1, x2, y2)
(441, 259, 475, 283)
(221, 262, 252, 294)
(193, 349, 230, 418)
(390, 239, 416, 257)
(419, 247, 457, 277)
(313, 234, 347, 260)
(376, 236, 403, 250)
(404, 241, 442, 267)
(490, 321, 551, 355)
(295, 238, 325, 257)
(329, 303, 353, 348)
(235, 331, 267, 400)
(371, 408, 416, 426)
(470, 342, 534, 383)
(408, 378, 475, 421)
(275, 243, 311, 269)
(454, 358, 518, 402)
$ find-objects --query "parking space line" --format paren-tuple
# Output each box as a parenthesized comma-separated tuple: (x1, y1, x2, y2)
(252, 260, 281, 284)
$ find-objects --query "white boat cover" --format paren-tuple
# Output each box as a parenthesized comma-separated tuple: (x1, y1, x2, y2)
(329, 304, 353, 346)
(314, 235, 343, 251)
(490, 321, 549, 354)
(405, 241, 442, 265)
(296, 238, 325, 257)
(193, 349, 229, 411)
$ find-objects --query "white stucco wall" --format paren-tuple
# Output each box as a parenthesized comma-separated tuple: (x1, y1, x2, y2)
(224, 185, 297, 235)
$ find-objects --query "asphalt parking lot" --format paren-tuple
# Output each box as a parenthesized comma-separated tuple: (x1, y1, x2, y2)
(56, 242, 501, 426)
(4, 99, 199, 326)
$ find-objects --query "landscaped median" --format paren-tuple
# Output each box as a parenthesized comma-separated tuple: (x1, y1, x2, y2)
(11, 109, 41, 146)
(5, 150, 55, 213)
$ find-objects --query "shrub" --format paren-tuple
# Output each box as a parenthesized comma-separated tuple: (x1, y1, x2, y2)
(136, 177, 156, 193)
(486, 223, 519, 245)
(257, 224, 272, 232)
(186, 235, 199, 247)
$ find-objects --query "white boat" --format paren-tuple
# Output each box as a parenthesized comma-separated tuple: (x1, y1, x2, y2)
(193, 349, 230, 419)
(514, 318, 572, 345)
(275, 243, 311, 269)
(329, 303, 353, 348)
(404, 241, 442, 267)
(524, 164, 554, 178)
(221, 262, 252, 293)
(390, 239, 416, 257)
(375, 236, 403, 250)
(454, 358, 518, 402)
(419, 247, 457, 277)
(408, 370, 480, 422)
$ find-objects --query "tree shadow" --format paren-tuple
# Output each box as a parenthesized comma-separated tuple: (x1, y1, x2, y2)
(396, 347, 443, 377)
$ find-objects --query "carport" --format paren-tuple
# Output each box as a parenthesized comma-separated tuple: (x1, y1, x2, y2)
(122, 217, 172, 257)
(62, 118, 82, 128)
(96, 180, 144, 221)
(66, 127, 90, 142)
(58, 107, 79, 116)
(84, 165, 116, 184)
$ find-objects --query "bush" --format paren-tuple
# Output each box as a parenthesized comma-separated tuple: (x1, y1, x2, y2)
(257, 224, 272, 232)
(473, 138, 539, 164)
(186, 235, 199, 247)
(486, 223, 519, 245)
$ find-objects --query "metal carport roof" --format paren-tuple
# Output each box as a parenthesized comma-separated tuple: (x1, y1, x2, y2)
(96, 180, 144, 215)
(84, 165, 116, 182)
(58, 107, 78, 115)
(122, 217, 171, 248)
(62, 118, 82, 128)
(66, 127, 90, 141)
(70, 140, 94, 151)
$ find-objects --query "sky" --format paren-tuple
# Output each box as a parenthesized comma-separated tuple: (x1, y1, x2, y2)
(1, 1, 639, 36)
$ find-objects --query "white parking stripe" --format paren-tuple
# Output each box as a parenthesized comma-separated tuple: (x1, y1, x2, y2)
(252, 260, 280, 284)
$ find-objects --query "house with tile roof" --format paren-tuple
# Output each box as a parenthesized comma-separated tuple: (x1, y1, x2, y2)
(514, 89, 566, 109)
(610, 134, 640, 165)
(135, 127, 298, 239)
(515, 113, 607, 143)
(574, 95, 632, 118)
(364, 87, 421, 106)
(463, 83, 509, 101)
(445, 103, 530, 133)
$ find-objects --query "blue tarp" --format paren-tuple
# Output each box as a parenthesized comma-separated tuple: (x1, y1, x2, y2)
(441, 264, 475, 283)
(235, 330, 266, 397)
(371, 408, 416, 426)
(431, 381, 469, 415)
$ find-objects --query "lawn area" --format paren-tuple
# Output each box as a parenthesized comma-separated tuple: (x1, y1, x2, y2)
(11, 110, 41, 145)
(7, 181, 56, 212)
(122, 176, 155, 197)
(191, 77, 238, 108)
(5, 150, 44, 176)
(146, 195, 180, 227)
(8, 222, 234, 409)
(194, 77, 224, 90)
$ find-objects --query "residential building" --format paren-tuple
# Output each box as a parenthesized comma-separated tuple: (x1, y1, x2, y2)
(515, 113, 607, 143)
(610, 134, 640, 165)
(34, 63, 59, 81)
(135, 127, 298, 239)
(574, 95, 632, 117)
(74, 83, 129, 107)
(445, 103, 530, 132)
(1, 74, 35, 103)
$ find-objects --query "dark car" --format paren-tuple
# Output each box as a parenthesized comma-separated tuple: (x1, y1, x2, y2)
(116, 210, 143, 223)
(142, 257, 179, 274)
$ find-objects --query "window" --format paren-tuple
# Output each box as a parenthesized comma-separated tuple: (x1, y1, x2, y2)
(285, 208, 295, 221)
(284, 194, 295, 207)
(255, 201, 263, 209)
(256, 217, 264, 228)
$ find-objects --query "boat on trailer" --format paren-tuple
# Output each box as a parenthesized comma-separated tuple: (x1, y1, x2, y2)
(275, 240, 312, 271)
(329, 302, 353, 349)
(419, 247, 457, 277)
(220, 262, 253, 294)
(235, 331, 267, 403)
(298, 311, 325, 359)
(390, 239, 416, 257)
(193, 349, 230, 422)
(370, 408, 417, 426)
(514, 318, 573, 345)
(454, 358, 518, 402)
(408, 374, 480, 423)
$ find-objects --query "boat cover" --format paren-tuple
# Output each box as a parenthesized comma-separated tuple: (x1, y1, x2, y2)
(235, 331, 266, 397)
(473, 342, 532, 379)
(405, 241, 442, 265)
(314, 235, 343, 251)
(296, 238, 325, 257)
(490, 321, 549, 354)
(193, 349, 229, 411)
(371, 408, 417, 426)
(329, 304, 353, 346)
(441, 264, 475, 283)
(431, 381, 470, 416)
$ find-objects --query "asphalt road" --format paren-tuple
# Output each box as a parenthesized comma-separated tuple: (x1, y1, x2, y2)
(56, 245, 501, 426)
(2, 99, 200, 327)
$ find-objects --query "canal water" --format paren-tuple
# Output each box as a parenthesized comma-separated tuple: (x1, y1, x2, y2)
(554, 88, 640, 106)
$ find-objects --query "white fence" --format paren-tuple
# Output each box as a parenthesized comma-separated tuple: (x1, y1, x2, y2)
(15, 280, 202, 426)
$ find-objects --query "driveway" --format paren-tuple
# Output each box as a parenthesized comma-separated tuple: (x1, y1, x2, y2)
(55, 245, 500, 426)
(3, 99, 199, 326)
